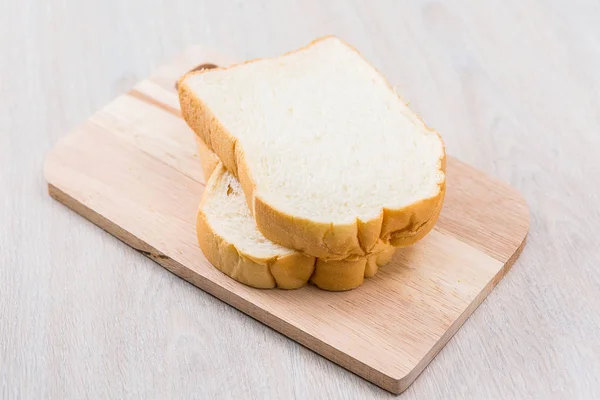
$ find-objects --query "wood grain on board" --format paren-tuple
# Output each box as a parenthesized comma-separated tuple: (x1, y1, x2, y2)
(43, 47, 528, 394)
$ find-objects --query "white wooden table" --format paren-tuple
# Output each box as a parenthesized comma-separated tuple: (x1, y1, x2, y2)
(1, 1, 599, 398)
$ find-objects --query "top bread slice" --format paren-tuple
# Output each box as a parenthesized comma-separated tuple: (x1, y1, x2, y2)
(179, 36, 446, 260)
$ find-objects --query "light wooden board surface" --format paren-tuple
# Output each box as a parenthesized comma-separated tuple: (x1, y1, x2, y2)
(43, 48, 528, 394)
(1, 0, 600, 398)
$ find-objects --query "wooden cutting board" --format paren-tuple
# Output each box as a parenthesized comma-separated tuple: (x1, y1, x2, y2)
(44, 46, 529, 394)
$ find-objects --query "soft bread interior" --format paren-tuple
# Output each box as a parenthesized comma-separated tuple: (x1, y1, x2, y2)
(185, 36, 444, 224)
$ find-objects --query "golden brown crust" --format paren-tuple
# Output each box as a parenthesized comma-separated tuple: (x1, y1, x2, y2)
(181, 36, 446, 260)
(310, 258, 367, 291)
(195, 136, 220, 181)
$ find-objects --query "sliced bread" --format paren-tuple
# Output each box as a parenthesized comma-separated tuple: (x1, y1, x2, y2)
(196, 138, 395, 291)
(180, 36, 446, 260)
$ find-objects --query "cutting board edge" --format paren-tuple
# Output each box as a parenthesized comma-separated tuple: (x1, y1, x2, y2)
(41, 44, 531, 394)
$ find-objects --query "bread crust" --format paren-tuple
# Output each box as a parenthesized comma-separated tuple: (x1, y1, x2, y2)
(196, 160, 397, 291)
(182, 36, 446, 260)
(195, 134, 220, 181)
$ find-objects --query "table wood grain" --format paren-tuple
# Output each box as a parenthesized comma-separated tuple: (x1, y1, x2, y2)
(1, 0, 599, 398)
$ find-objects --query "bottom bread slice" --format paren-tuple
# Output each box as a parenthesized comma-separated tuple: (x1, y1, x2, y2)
(196, 137, 396, 291)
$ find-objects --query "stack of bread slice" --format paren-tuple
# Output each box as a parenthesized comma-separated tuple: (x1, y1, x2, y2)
(178, 36, 446, 291)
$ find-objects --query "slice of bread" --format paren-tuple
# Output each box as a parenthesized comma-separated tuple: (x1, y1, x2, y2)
(196, 138, 396, 291)
(180, 36, 446, 260)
